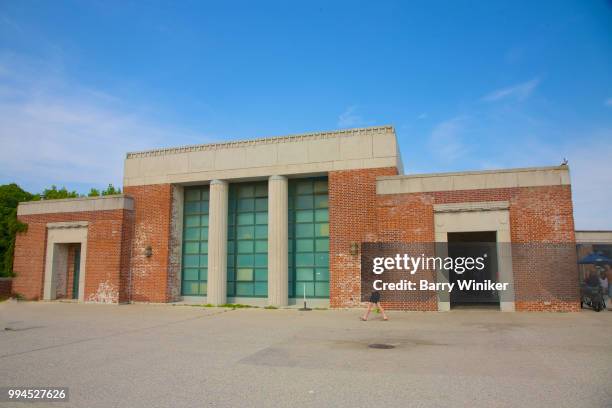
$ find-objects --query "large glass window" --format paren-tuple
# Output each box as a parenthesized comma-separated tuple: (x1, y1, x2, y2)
(227, 182, 268, 297)
(289, 178, 329, 298)
(182, 186, 209, 296)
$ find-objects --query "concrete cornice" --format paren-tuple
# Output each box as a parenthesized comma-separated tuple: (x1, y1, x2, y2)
(126, 125, 395, 159)
(575, 230, 612, 244)
(377, 166, 570, 195)
(123, 125, 402, 186)
(47, 221, 89, 229)
(18, 195, 134, 216)
(434, 201, 510, 213)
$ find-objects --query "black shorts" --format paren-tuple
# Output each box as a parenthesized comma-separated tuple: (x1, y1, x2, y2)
(369, 291, 381, 303)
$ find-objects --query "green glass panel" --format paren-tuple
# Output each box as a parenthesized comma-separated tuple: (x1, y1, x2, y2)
(296, 224, 314, 238)
(296, 268, 313, 281)
(185, 202, 200, 214)
(315, 238, 329, 252)
(238, 198, 254, 212)
(237, 240, 253, 253)
(199, 282, 207, 295)
(296, 210, 313, 223)
(200, 215, 209, 226)
(236, 282, 253, 296)
(201, 190, 209, 200)
(313, 180, 328, 193)
(315, 268, 329, 281)
(200, 228, 209, 240)
(296, 253, 314, 266)
(237, 254, 254, 267)
(227, 242, 235, 255)
(315, 223, 329, 237)
(237, 226, 254, 240)
(254, 269, 268, 281)
(185, 215, 200, 227)
(227, 266, 235, 280)
(185, 227, 199, 240)
(201, 202, 209, 212)
(255, 184, 267, 197)
(255, 225, 267, 239)
(200, 241, 208, 253)
(228, 214, 234, 225)
(255, 212, 268, 225)
(255, 241, 268, 253)
(183, 281, 199, 295)
(184, 255, 199, 268)
(185, 190, 200, 201)
(227, 282, 235, 296)
(254, 254, 267, 267)
(295, 282, 315, 297)
(199, 255, 208, 267)
(228, 226, 235, 238)
(199, 269, 208, 281)
(255, 198, 267, 211)
(296, 196, 313, 209)
(183, 268, 198, 281)
(315, 282, 329, 297)
(254, 282, 267, 296)
(314, 195, 328, 208)
(184, 242, 199, 254)
(296, 239, 314, 252)
(237, 268, 253, 281)
(314, 209, 328, 222)
(296, 181, 313, 194)
(238, 185, 255, 198)
(315, 253, 329, 267)
(237, 213, 254, 225)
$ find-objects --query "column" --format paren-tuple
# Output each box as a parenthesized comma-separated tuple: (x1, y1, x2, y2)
(207, 179, 228, 305)
(268, 175, 288, 306)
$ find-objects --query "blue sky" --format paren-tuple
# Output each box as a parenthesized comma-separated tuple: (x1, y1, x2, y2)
(0, 0, 611, 229)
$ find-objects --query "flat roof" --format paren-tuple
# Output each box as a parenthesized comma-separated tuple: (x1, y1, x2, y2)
(18, 195, 134, 216)
(377, 165, 571, 194)
(123, 125, 403, 187)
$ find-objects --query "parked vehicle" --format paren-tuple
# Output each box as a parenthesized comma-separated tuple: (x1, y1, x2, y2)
(580, 283, 606, 312)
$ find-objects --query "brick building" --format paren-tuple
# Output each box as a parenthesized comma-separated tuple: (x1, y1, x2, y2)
(12, 126, 581, 311)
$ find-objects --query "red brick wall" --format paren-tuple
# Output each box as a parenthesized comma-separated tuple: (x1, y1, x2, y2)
(123, 184, 174, 303)
(374, 185, 579, 311)
(376, 194, 438, 311)
(328, 167, 398, 308)
(12, 209, 133, 302)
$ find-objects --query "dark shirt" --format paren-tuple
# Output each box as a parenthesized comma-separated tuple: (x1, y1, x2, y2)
(585, 274, 600, 287)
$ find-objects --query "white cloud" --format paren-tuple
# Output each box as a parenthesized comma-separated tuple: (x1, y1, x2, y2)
(428, 116, 469, 162)
(0, 54, 208, 192)
(482, 78, 540, 102)
(337, 106, 368, 128)
(470, 130, 612, 230)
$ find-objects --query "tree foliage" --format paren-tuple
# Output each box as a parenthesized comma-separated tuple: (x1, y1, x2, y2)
(0, 183, 122, 277)
(0, 184, 33, 277)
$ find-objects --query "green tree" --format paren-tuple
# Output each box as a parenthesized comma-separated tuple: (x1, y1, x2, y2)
(0, 184, 33, 277)
(101, 184, 121, 196)
(41, 185, 79, 200)
(88, 188, 100, 197)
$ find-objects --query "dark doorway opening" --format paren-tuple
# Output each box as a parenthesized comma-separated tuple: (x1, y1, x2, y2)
(447, 231, 499, 310)
(72, 245, 81, 299)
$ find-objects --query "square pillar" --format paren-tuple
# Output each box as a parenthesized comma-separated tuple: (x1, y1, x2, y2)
(207, 179, 228, 305)
(268, 175, 288, 306)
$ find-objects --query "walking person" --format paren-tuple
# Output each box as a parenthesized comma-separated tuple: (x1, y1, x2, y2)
(361, 290, 388, 321)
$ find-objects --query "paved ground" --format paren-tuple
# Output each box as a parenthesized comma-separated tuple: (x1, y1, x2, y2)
(1, 301, 611, 408)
